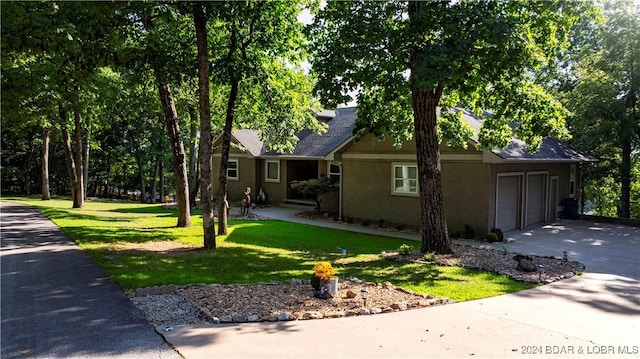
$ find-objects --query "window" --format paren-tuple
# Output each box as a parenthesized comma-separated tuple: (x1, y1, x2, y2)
(227, 159, 238, 180)
(328, 163, 341, 183)
(392, 163, 418, 195)
(569, 164, 576, 198)
(266, 160, 280, 182)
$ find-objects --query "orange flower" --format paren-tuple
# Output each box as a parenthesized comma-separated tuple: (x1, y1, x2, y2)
(312, 262, 335, 280)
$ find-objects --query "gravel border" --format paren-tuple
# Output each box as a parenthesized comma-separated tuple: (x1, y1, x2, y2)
(130, 244, 585, 327)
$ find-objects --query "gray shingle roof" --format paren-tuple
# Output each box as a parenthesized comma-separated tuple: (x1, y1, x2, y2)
(232, 107, 594, 162)
(263, 107, 356, 158)
(492, 137, 596, 162)
(232, 129, 264, 157)
(454, 108, 596, 162)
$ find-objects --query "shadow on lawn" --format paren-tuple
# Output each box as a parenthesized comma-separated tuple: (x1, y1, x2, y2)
(110, 204, 184, 216)
(100, 244, 315, 288)
(36, 206, 124, 223)
(62, 225, 180, 245)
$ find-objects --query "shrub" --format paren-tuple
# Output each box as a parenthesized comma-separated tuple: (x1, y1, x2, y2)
(398, 244, 414, 255)
(290, 177, 339, 213)
(423, 251, 437, 262)
(486, 233, 500, 242)
(464, 224, 475, 239)
(491, 228, 504, 242)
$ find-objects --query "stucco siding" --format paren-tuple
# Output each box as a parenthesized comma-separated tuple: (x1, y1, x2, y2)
(211, 155, 256, 203)
(342, 158, 422, 228)
(261, 159, 288, 204)
(340, 134, 490, 231)
(441, 161, 491, 234)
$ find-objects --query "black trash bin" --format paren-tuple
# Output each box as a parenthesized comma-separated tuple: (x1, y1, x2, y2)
(564, 198, 579, 220)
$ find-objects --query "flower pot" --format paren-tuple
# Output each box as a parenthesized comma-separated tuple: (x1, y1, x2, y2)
(325, 277, 338, 296)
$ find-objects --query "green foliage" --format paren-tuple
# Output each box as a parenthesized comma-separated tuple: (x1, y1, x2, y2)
(486, 233, 500, 243)
(423, 252, 436, 262)
(7, 198, 536, 301)
(310, 1, 590, 150)
(209, 0, 324, 153)
(290, 176, 339, 213)
(397, 244, 414, 255)
(563, 0, 640, 218)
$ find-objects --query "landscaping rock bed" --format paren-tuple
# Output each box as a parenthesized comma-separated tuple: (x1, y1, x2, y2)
(382, 244, 585, 283)
(132, 279, 452, 326)
(130, 244, 584, 327)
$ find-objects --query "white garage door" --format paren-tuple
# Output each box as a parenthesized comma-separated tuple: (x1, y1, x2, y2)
(526, 174, 546, 227)
(496, 176, 520, 232)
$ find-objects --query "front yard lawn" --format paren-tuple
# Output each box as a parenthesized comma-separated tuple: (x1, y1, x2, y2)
(8, 197, 537, 301)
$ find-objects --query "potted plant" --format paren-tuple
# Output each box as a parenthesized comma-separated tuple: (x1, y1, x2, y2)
(311, 261, 338, 297)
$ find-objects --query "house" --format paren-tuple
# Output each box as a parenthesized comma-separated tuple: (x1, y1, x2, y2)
(212, 107, 595, 234)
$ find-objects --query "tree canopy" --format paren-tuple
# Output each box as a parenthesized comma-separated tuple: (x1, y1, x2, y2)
(563, 0, 639, 218)
(310, 0, 595, 253)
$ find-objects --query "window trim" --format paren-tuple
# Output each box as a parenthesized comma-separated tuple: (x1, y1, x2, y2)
(569, 164, 577, 198)
(328, 162, 341, 183)
(391, 162, 419, 197)
(227, 159, 239, 181)
(265, 160, 280, 183)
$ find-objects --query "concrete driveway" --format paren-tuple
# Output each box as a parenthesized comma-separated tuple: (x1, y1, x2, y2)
(161, 208, 639, 358)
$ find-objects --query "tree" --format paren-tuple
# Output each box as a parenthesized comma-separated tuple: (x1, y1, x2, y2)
(565, 0, 639, 218)
(134, 4, 195, 227)
(193, 3, 216, 249)
(1, 2, 127, 208)
(210, 1, 323, 235)
(0, 51, 55, 199)
(310, 1, 592, 253)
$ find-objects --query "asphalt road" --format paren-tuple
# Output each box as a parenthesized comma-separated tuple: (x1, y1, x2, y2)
(0, 202, 180, 359)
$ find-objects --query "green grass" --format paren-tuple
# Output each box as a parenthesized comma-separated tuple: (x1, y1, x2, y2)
(4, 196, 537, 301)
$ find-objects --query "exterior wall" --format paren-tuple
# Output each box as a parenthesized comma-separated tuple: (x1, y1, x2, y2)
(317, 160, 340, 213)
(212, 151, 257, 204)
(441, 161, 491, 234)
(341, 157, 422, 228)
(339, 134, 491, 232)
(260, 159, 288, 204)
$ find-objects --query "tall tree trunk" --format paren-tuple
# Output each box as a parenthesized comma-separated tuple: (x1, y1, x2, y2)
(217, 77, 239, 236)
(160, 161, 165, 201)
(137, 153, 147, 203)
(619, 139, 632, 218)
(83, 127, 90, 200)
(41, 128, 51, 200)
(151, 156, 159, 203)
(188, 105, 200, 208)
(411, 85, 451, 254)
(24, 144, 33, 195)
(60, 126, 77, 202)
(158, 83, 192, 227)
(194, 3, 216, 249)
(408, 1, 451, 254)
(59, 105, 78, 203)
(72, 112, 84, 208)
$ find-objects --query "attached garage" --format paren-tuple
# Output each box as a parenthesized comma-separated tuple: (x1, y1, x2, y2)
(495, 172, 551, 232)
(496, 175, 522, 232)
(525, 173, 547, 227)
